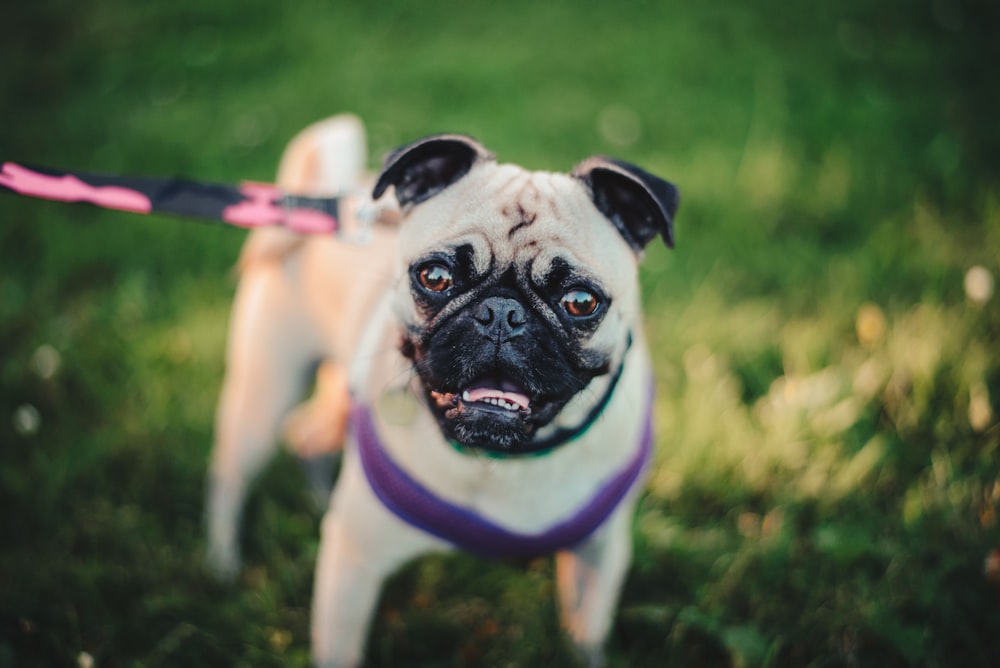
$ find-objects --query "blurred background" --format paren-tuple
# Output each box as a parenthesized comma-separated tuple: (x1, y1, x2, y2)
(1, 0, 998, 666)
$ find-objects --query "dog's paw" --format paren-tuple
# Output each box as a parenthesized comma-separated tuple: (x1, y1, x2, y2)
(205, 544, 242, 583)
(571, 642, 606, 668)
(284, 362, 350, 459)
(284, 401, 347, 459)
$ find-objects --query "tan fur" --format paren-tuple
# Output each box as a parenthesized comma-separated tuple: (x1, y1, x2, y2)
(207, 116, 657, 668)
(284, 361, 350, 457)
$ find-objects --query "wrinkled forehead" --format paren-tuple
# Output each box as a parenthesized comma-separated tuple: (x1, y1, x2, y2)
(397, 162, 638, 283)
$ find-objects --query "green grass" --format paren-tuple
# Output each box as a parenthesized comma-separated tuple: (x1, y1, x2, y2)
(2, 0, 999, 666)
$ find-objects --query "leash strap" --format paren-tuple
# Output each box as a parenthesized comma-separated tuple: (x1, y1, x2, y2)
(0, 161, 345, 234)
(354, 382, 653, 558)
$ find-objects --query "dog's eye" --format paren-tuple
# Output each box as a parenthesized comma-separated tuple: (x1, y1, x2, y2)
(561, 289, 600, 317)
(417, 263, 454, 293)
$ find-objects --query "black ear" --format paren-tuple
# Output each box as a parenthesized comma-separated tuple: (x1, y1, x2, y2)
(372, 134, 494, 208)
(572, 157, 679, 250)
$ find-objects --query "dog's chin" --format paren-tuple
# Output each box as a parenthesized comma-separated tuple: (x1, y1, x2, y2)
(426, 379, 568, 454)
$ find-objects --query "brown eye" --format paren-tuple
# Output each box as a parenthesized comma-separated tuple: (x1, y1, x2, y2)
(418, 263, 453, 292)
(561, 289, 599, 317)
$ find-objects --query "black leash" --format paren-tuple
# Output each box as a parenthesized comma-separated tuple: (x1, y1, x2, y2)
(0, 160, 361, 235)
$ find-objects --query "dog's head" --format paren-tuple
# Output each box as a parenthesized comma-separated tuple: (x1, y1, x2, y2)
(373, 135, 678, 454)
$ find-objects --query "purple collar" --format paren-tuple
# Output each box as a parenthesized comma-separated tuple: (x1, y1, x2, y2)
(353, 384, 653, 558)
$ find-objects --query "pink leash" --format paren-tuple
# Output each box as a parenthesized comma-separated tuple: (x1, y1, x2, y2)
(0, 161, 355, 236)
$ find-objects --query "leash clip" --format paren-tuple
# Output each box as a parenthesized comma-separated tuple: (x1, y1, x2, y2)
(326, 187, 375, 245)
(344, 190, 375, 245)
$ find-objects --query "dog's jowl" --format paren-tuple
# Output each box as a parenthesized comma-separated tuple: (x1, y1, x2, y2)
(205, 115, 678, 667)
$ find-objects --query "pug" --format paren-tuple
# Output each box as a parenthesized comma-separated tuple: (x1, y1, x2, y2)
(205, 115, 678, 668)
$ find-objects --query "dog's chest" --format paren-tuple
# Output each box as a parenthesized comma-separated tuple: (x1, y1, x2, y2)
(363, 374, 648, 535)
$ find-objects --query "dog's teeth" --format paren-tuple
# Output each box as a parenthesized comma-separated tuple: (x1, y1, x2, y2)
(461, 394, 522, 411)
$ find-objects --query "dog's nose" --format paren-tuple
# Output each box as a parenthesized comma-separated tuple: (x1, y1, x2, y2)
(474, 297, 527, 338)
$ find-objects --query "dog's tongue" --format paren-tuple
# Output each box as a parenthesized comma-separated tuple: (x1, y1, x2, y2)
(462, 384, 531, 411)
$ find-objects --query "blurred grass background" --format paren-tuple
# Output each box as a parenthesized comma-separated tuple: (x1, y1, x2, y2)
(1, 0, 999, 666)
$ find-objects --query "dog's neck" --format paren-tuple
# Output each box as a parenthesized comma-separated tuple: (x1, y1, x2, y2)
(351, 366, 655, 558)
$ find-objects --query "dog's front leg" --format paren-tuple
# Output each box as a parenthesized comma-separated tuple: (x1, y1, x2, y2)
(555, 498, 638, 668)
(310, 512, 384, 668)
(311, 458, 438, 668)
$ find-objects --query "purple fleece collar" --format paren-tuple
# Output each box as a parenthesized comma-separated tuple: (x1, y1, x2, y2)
(353, 384, 653, 558)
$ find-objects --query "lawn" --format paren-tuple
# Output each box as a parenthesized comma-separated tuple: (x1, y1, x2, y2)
(1, 1, 999, 666)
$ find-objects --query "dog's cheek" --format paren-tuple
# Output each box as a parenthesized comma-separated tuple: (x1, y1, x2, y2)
(575, 308, 630, 371)
(392, 280, 426, 336)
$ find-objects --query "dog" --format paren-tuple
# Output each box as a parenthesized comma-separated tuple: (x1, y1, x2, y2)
(205, 114, 678, 667)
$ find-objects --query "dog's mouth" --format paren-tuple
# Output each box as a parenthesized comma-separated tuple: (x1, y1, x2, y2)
(427, 374, 559, 452)
(430, 376, 532, 416)
(461, 378, 533, 414)
(405, 315, 602, 453)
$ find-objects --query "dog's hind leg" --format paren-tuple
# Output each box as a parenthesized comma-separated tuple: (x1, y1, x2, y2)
(205, 260, 324, 580)
(206, 113, 370, 579)
(284, 361, 351, 508)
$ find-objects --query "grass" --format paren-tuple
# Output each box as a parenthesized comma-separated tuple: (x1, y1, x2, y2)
(2, 0, 999, 666)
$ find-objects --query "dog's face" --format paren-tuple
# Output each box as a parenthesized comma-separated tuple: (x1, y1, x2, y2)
(373, 136, 678, 454)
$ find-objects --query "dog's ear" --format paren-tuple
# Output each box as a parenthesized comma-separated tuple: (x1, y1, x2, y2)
(572, 157, 679, 250)
(373, 134, 494, 208)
